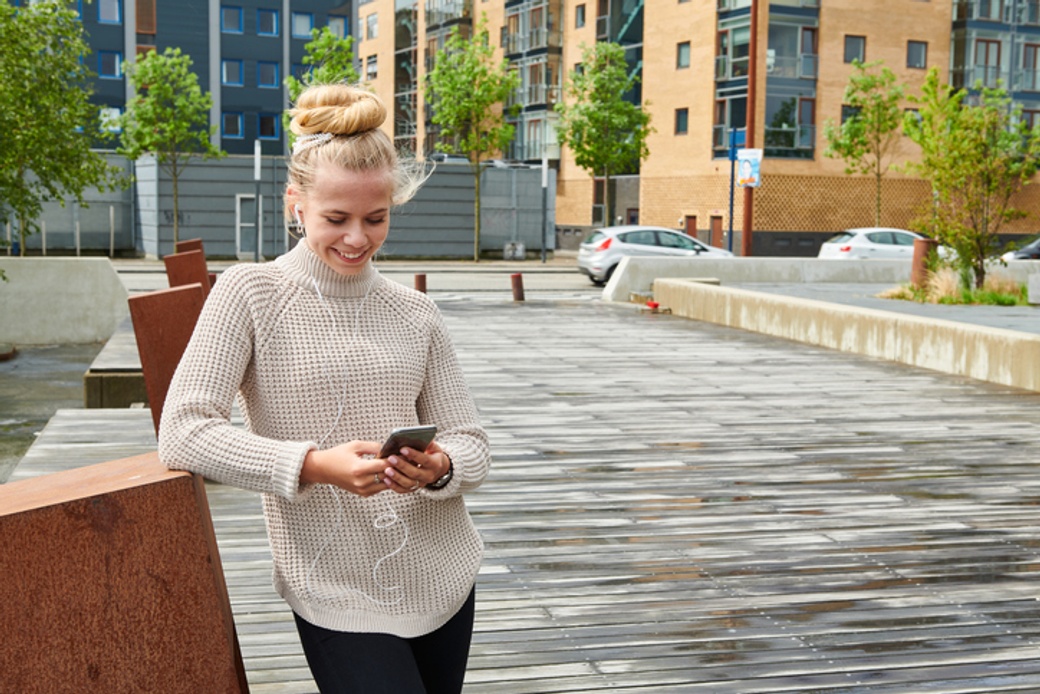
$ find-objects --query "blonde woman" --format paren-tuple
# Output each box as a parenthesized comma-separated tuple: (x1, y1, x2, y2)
(159, 83, 490, 693)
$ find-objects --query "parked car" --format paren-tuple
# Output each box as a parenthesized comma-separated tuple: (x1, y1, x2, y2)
(577, 225, 733, 285)
(1001, 235, 1040, 261)
(817, 227, 925, 260)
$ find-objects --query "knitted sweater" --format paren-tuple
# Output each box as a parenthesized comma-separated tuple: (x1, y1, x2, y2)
(158, 241, 490, 638)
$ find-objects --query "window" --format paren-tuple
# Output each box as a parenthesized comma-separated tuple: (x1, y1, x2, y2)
(292, 12, 313, 38)
(100, 107, 122, 133)
(258, 113, 280, 140)
(907, 40, 927, 69)
(841, 105, 861, 123)
(1025, 44, 1040, 91)
(257, 9, 279, 36)
(844, 35, 865, 63)
(1023, 110, 1040, 131)
(677, 41, 691, 69)
(223, 113, 243, 139)
(620, 230, 656, 246)
(221, 6, 243, 33)
(258, 61, 279, 88)
(222, 59, 243, 86)
(328, 16, 347, 38)
(976, 39, 1001, 87)
(366, 13, 378, 40)
(366, 55, 378, 81)
(675, 108, 689, 135)
(98, 0, 121, 24)
(292, 63, 308, 80)
(576, 4, 585, 28)
(98, 51, 123, 79)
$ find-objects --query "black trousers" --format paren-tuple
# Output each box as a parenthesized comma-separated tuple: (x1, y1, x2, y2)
(293, 587, 476, 694)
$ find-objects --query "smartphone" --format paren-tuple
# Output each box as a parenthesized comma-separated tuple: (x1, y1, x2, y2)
(378, 425, 437, 458)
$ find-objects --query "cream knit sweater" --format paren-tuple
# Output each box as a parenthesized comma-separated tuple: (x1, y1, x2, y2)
(158, 241, 490, 638)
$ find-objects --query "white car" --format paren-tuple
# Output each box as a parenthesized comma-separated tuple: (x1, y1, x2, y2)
(577, 225, 733, 285)
(817, 227, 924, 259)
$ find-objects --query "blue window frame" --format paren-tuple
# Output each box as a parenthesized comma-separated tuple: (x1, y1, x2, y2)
(98, 51, 123, 79)
(222, 112, 244, 139)
(257, 61, 279, 88)
(258, 113, 280, 140)
(257, 8, 279, 36)
(291, 12, 314, 39)
(221, 6, 243, 34)
(222, 59, 243, 86)
(98, 0, 121, 24)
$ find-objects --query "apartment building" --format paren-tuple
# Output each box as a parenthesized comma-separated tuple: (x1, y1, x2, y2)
(69, 0, 353, 157)
(63, 0, 1040, 254)
(359, 0, 1040, 254)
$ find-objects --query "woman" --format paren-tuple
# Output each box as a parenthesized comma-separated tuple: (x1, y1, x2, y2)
(158, 83, 491, 693)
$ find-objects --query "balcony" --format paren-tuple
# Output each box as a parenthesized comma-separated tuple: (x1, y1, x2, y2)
(1016, 67, 1040, 91)
(426, 0, 471, 28)
(957, 64, 1004, 88)
(715, 55, 750, 80)
(504, 27, 562, 55)
(765, 53, 817, 79)
(951, 0, 1035, 22)
(508, 83, 562, 109)
(764, 124, 815, 157)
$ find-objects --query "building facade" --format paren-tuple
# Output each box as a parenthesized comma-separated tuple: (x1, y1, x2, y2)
(61, 0, 1040, 255)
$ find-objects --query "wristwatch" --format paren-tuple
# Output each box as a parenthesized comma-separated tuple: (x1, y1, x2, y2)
(427, 460, 454, 490)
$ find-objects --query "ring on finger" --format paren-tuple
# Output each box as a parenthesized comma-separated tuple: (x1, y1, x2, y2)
(374, 472, 381, 484)
(409, 484, 419, 491)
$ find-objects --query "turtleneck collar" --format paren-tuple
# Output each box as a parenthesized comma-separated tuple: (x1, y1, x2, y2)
(276, 240, 381, 299)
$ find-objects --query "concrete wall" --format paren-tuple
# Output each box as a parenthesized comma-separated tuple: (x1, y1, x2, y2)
(604, 256, 1040, 302)
(0, 258, 128, 345)
(652, 278, 1040, 393)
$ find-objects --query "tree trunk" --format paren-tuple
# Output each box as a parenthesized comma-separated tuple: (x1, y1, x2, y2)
(171, 166, 180, 248)
(874, 169, 882, 227)
(473, 165, 481, 262)
(17, 216, 26, 257)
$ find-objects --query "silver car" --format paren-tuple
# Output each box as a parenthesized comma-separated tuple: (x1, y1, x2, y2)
(817, 227, 923, 259)
(577, 225, 734, 285)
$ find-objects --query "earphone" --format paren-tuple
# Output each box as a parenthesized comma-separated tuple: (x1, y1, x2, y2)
(293, 204, 304, 230)
(303, 272, 407, 607)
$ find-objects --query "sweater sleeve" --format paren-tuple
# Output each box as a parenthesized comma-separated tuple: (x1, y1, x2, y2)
(157, 266, 315, 500)
(416, 306, 491, 498)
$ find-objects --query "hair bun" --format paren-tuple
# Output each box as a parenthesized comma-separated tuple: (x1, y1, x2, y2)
(289, 84, 387, 137)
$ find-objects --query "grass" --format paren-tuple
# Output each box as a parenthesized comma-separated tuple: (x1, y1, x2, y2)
(878, 267, 1030, 306)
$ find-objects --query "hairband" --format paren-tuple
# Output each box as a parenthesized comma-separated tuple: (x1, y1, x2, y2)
(292, 132, 335, 156)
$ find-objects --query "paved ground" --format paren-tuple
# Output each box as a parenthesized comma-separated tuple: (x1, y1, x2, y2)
(7, 258, 1040, 691)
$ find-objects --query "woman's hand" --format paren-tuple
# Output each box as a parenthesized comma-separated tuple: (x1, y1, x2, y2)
(381, 441, 451, 494)
(300, 440, 391, 498)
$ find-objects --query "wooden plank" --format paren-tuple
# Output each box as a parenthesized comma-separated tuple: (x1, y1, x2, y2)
(11, 296, 1040, 692)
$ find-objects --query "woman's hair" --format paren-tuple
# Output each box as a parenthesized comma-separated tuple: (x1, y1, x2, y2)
(285, 83, 427, 218)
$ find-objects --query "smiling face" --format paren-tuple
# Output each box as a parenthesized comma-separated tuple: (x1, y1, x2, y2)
(292, 161, 393, 276)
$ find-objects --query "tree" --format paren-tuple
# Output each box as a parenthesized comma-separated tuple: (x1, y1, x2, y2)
(0, 0, 126, 257)
(823, 60, 905, 227)
(119, 47, 224, 246)
(554, 42, 653, 228)
(425, 15, 520, 262)
(283, 26, 359, 145)
(903, 68, 1040, 288)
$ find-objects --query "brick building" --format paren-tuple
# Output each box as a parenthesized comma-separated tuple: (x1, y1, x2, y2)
(56, 0, 1040, 255)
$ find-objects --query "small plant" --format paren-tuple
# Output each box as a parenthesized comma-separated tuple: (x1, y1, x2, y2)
(926, 266, 960, 302)
(882, 268, 1027, 305)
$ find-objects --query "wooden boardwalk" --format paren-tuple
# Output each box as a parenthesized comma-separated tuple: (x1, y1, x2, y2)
(14, 293, 1040, 692)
